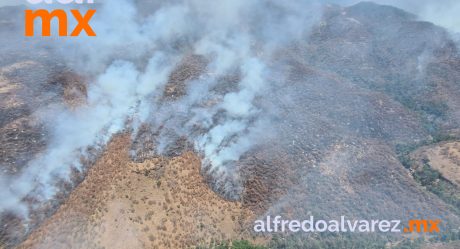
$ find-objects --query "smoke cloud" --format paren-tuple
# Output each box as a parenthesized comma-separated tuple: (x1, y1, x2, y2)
(2, 0, 457, 224)
(0, 0, 320, 218)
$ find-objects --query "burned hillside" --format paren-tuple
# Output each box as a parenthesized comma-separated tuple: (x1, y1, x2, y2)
(1, 1, 460, 249)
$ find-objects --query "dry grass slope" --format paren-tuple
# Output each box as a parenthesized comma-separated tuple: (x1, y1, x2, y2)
(18, 134, 256, 249)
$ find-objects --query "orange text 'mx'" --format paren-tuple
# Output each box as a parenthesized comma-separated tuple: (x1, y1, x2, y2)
(25, 9, 96, 37)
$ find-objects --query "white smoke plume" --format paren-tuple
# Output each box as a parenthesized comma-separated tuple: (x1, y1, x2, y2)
(0, 0, 320, 218)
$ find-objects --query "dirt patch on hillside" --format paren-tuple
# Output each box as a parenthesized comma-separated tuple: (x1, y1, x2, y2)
(412, 141, 460, 187)
(18, 134, 256, 249)
(48, 70, 87, 107)
(163, 54, 207, 100)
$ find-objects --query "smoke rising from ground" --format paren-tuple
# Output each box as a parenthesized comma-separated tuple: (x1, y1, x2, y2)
(2, 0, 457, 223)
(0, 0, 320, 217)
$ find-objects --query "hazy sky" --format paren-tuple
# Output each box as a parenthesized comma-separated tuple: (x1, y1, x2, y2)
(1, 0, 458, 32)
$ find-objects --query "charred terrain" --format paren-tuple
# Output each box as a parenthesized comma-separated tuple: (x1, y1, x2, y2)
(1, 1, 460, 249)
